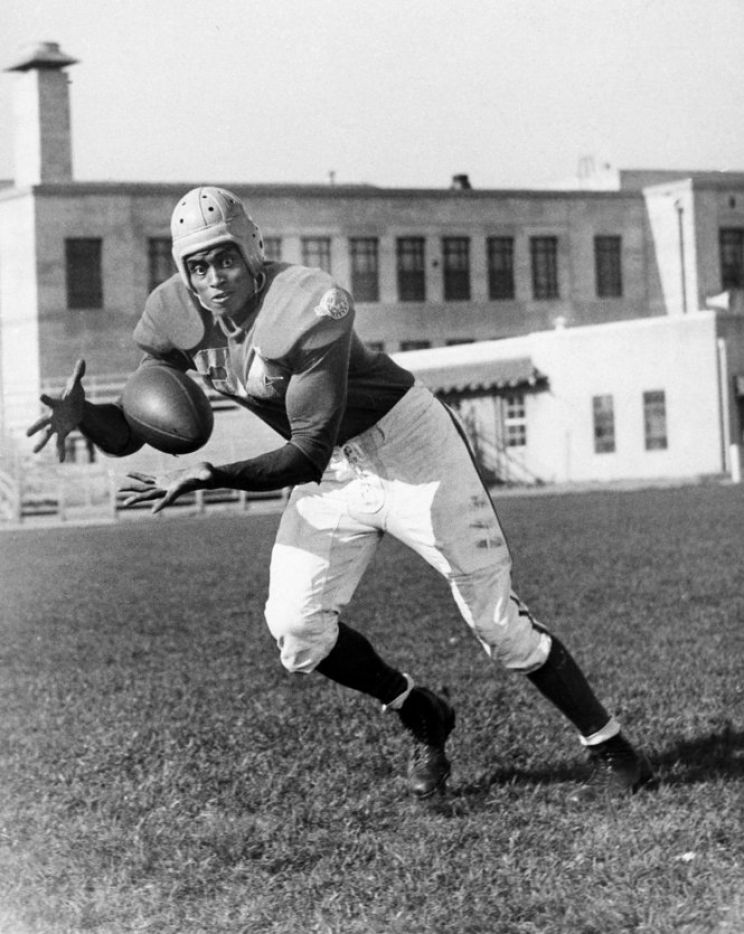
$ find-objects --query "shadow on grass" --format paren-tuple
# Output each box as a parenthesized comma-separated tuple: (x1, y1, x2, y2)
(653, 725, 744, 785)
(445, 725, 744, 809)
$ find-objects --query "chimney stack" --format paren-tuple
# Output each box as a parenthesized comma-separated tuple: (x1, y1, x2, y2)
(4, 41, 79, 187)
(450, 174, 472, 191)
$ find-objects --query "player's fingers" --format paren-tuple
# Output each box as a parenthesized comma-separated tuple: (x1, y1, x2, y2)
(56, 437, 67, 462)
(38, 394, 57, 407)
(119, 489, 163, 508)
(26, 415, 51, 436)
(118, 481, 157, 496)
(151, 482, 189, 515)
(125, 471, 155, 484)
(31, 427, 54, 453)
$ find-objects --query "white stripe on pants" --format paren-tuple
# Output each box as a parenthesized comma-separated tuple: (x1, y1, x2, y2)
(264, 384, 551, 673)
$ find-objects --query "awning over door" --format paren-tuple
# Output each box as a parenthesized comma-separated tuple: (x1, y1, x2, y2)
(398, 352, 548, 395)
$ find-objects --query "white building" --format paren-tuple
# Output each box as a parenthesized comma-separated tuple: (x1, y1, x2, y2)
(396, 310, 744, 486)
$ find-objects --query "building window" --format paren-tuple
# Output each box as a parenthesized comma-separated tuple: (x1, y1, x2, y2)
(302, 237, 331, 272)
(505, 392, 527, 447)
(350, 237, 380, 302)
(593, 394, 615, 453)
(442, 237, 471, 300)
(487, 236, 515, 299)
(263, 237, 282, 261)
(396, 237, 426, 301)
(148, 237, 175, 292)
(400, 340, 431, 351)
(530, 236, 559, 299)
(66, 238, 103, 309)
(720, 228, 744, 289)
(644, 390, 668, 450)
(595, 236, 623, 297)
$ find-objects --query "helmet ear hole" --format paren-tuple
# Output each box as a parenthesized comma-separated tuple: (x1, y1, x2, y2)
(170, 187, 265, 289)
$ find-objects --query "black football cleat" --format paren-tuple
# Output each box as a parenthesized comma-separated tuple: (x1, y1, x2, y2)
(398, 687, 456, 798)
(568, 733, 657, 804)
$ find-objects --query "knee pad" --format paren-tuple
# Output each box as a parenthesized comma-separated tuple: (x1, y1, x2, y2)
(264, 598, 339, 674)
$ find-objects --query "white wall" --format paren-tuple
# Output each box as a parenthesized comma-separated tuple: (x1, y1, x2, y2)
(526, 314, 723, 483)
(399, 312, 731, 485)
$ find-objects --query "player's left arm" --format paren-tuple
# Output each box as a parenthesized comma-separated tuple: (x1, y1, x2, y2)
(205, 316, 351, 491)
(121, 312, 352, 510)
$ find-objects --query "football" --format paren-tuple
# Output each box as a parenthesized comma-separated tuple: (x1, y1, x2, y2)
(121, 365, 214, 455)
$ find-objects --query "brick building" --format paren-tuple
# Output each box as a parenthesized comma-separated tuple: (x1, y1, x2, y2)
(1, 42, 744, 488)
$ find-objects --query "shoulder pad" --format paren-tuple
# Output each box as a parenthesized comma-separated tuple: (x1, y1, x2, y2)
(133, 275, 210, 353)
(254, 265, 354, 358)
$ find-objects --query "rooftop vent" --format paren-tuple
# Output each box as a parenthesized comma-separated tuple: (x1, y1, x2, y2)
(450, 174, 472, 191)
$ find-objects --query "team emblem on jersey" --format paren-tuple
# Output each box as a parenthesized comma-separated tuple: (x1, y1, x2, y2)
(314, 288, 350, 320)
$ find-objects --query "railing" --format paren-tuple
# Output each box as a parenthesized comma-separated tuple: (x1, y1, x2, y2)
(0, 470, 21, 522)
(0, 460, 287, 525)
(468, 430, 545, 487)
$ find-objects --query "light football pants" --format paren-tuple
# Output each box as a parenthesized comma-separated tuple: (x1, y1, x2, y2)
(264, 385, 551, 674)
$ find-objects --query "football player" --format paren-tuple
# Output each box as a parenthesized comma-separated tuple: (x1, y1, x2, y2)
(28, 187, 655, 800)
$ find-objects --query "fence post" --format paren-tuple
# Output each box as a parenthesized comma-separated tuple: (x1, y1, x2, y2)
(109, 470, 119, 520)
(57, 477, 66, 522)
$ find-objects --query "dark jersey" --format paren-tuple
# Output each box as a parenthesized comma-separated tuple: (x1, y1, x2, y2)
(133, 262, 415, 474)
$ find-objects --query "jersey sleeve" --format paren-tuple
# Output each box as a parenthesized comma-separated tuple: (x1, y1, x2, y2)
(283, 294, 355, 471)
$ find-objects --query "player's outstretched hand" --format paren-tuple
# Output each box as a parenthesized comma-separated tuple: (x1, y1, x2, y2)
(119, 463, 215, 515)
(26, 358, 87, 461)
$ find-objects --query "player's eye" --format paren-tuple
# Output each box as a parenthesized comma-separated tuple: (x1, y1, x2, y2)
(188, 262, 207, 277)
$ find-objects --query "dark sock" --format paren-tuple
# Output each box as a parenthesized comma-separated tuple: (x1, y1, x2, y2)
(526, 636, 611, 737)
(315, 622, 409, 705)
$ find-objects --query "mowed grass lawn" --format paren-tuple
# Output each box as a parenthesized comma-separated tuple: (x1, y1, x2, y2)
(1, 484, 743, 934)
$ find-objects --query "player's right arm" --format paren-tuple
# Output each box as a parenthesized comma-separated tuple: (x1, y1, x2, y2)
(26, 358, 144, 461)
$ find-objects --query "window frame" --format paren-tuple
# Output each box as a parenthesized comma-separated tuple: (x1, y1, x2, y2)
(643, 390, 668, 451)
(301, 236, 332, 273)
(349, 237, 380, 302)
(504, 392, 527, 448)
(487, 236, 515, 300)
(530, 236, 559, 300)
(263, 237, 282, 262)
(147, 237, 175, 292)
(720, 228, 744, 290)
(592, 394, 616, 454)
(594, 235, 623, 298)
(442, 236, 471, 301)
(396, 237, 426, 302)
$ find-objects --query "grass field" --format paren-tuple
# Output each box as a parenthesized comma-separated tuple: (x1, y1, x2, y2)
(1, 484, 743, 934)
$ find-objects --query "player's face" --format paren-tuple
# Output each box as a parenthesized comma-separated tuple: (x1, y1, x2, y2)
(185, 245, 256, 318)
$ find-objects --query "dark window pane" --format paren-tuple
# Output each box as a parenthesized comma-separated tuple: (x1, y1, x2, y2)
(530, 236, 559, 299)
(66, 238, 103, 309)
(443, 237, 470, 300)
(487, 237, 515, 299)
(593, 394, 615, 453)
(643, 390, 668, 450)
(397, 237, 426, 301)
(148, 237, 175, 292)
(350, 237, 379, 302)
(720, 228, 744, 289)
(595, 236, 623, 297)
